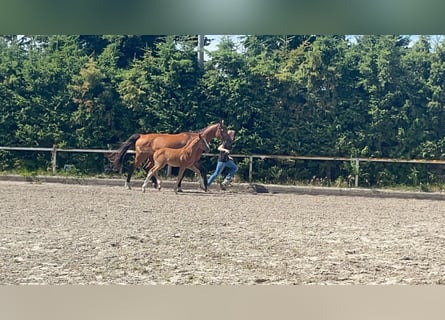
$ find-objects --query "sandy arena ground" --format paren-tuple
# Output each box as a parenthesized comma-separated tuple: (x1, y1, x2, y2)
(0, 180, 444, 284)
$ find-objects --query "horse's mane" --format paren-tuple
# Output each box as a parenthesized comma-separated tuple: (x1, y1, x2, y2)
(179, 134, 202, 162)
(196, 122, 217, 134)
(187, 122, 228, 140)
(178, 126, 211, 135)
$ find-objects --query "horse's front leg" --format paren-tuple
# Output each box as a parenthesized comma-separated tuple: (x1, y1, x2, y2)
(198, 163, 208, 191)
(176, 168, 184, 192)
(190, 164, 207, 192)
(174, 168, 186, 194)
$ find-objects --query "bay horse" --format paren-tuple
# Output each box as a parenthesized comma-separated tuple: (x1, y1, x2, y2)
(108, 121, 229, 191)
(142, 133, 210, 193)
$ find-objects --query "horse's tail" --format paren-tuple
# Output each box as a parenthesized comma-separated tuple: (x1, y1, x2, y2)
(108, 133, 141, 169)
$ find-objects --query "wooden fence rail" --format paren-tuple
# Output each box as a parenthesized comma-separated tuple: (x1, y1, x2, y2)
(2, 145, 445, 186)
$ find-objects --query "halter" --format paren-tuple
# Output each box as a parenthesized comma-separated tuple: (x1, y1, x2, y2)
(217, 121, 230, 141)
(201, 135, 210, 152)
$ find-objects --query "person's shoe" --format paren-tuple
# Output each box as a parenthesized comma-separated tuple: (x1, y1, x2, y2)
(220, 179, 230, 190)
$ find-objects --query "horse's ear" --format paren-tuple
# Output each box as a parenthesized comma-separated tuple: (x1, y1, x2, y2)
(220, 119, 224, 126)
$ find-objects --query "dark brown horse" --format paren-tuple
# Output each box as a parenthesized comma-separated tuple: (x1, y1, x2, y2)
(108, 121, 228, 190)
(142, 133, 210, 193)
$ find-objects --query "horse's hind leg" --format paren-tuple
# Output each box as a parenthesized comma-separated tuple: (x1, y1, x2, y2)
(142, 164, 164, 192)
(143, 157, 158, 188)
(126, 151, 149, 190)
(125, 164, 136, 190)
(154, 174, 162, 190)
(142, 169, 155, 193)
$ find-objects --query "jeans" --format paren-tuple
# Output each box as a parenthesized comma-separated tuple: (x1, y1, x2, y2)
(207, 160, 238, 186)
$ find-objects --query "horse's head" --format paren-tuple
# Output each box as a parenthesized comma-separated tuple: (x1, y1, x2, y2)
(216, 120, 231, 142)
(199, 120, 229, 142)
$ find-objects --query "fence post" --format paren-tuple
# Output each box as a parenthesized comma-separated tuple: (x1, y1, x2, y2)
(249, 156, 253, 183)
(355, 158, 359, 187)
(51, 144, 57, 175)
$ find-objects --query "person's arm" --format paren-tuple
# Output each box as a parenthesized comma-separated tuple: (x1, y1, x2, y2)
(217, 144, 230, 153)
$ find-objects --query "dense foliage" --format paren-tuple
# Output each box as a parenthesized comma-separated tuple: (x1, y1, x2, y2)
(1, 35, 444, 187)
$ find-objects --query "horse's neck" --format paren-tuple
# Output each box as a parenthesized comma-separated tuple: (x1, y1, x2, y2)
(182, 137, 203, 160)
(184, 137, 198, 153)
(200, 124, 217, 141)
